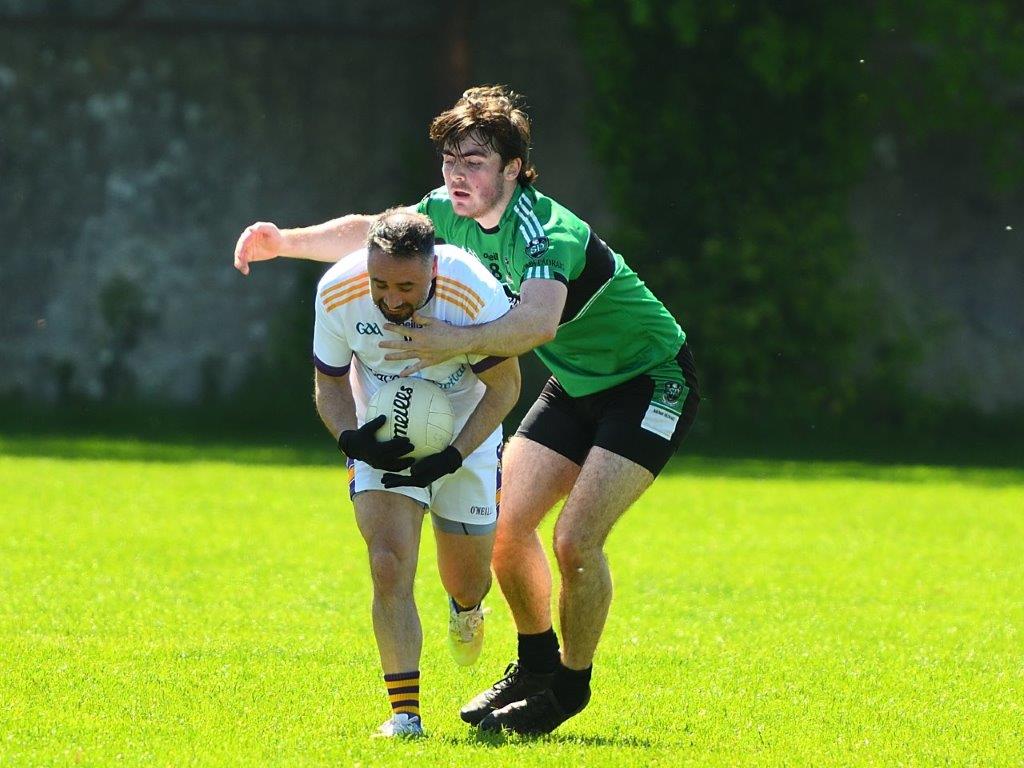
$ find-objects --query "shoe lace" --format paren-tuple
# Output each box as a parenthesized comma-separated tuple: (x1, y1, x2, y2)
(493, 661, 520, 690)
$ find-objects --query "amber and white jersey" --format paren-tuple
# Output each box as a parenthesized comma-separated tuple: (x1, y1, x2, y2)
(312, 243, 511, 436)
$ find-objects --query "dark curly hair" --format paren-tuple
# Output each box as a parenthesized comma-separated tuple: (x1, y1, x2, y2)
(428, 85, 538, 186)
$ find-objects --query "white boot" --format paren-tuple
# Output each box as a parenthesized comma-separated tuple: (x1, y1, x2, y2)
(448, 597, 486, 666)
(374, 712, 424, 738)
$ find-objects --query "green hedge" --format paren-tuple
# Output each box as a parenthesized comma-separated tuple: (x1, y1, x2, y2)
(574, 0, 1024, 424)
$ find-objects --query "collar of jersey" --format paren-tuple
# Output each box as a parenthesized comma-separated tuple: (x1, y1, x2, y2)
(416, 278, 437, 314)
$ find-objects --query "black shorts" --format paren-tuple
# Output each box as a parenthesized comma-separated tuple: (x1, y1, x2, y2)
(515, 344, 700, 476)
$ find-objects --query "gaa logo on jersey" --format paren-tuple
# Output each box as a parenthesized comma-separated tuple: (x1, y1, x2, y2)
(356, 322, 383, 336)
(525, 236, 549, 258)
(663, 381, 683, 405)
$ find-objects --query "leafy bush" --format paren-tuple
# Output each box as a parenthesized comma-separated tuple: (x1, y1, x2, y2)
(574, 0, 1024, 424)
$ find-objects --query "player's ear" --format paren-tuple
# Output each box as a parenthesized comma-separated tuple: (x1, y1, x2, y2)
(431, 254, 438, 278)
(504, 157, 522, 181)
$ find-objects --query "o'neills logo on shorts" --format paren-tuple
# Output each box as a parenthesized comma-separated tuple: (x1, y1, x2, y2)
(470, 506, 492, 516)
(391, 384, 414, 438)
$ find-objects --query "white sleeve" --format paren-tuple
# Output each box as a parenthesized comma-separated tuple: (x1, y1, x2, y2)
(312, 295, 353, 376)
(468, 279, 513, 373)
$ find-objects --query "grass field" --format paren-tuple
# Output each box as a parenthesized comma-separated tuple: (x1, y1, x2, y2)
(2, 434, 1023, 766)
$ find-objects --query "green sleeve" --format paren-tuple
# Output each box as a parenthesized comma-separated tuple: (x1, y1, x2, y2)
(519, 226, 585, 285)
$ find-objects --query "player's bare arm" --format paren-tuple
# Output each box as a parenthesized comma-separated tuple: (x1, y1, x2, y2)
(313, 369, 359, 439)
(379, 280, 568, 376)
(451, 357, 521, 459)
(315, 368, 414, 472)
(233, 207, 417, 275)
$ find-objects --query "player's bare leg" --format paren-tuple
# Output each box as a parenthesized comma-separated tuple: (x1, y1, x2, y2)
(434, 527, 494, 609)
(479, 446, 653, 735)
(353, 491, 424, 673)
(435, 527, 494, 666)
(553, 447, 653, 669)
(461, 436, 579, 724)
(492, 436, 579, 633)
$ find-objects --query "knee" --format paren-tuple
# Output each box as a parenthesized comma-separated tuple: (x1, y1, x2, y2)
(368, 546, 413, 597)
(553, 529, 598, 575)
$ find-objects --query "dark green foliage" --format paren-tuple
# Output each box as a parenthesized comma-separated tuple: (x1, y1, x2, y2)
(574, 0, 1024, 424)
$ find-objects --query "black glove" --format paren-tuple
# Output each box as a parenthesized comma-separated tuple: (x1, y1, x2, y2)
(337, 414, 415, 472)
(381, 446, 463, 488)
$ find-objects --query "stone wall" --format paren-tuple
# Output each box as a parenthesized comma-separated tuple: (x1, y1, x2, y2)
(1, 2, 1021, 413)
(850, 135, 1024, 413)
(1, 2, 444, 402)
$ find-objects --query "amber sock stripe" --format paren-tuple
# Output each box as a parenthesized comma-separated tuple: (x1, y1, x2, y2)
(384, 670, 420, 718)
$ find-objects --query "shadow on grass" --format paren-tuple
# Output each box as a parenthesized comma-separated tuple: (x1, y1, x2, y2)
(2, 400, 1022, 485)
(2, 431, 1022, 487)
(442, 729, 654, 749)
(0, 433, 335, 467)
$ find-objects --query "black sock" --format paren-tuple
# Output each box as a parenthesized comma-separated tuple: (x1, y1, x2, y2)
(553, 663, 592, 712)
(451, 597, 479, 613)
(517, 628, 560, 674)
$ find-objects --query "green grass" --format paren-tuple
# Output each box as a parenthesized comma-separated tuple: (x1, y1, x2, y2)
(2, 435, 1023, 766)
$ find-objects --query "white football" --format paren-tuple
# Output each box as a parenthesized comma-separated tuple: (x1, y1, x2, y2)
(365, 377, 455, 460)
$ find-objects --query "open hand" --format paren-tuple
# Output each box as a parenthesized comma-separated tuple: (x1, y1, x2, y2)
(379, 313, 467, 376)
(234, 221, 284, 275)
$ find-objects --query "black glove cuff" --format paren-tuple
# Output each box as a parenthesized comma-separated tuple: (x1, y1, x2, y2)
(440, 445, 463, 472)
(337, 430, 353, 455)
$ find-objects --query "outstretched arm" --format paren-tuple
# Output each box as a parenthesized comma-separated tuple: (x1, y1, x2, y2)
(379, 279, 567, 376)
(233, 205, 416, 275)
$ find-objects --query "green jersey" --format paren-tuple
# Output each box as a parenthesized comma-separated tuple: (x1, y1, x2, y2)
(417, 184, 685, 397)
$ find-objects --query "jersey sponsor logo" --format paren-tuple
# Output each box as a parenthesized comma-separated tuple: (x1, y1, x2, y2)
(435, 364, 467, 390)
(356, 321, 383, 336)
(525, 236, 549, 258)
(469, 505, 492, 516)
(663, 381, 683, 405)
(368, 365, 465, 390)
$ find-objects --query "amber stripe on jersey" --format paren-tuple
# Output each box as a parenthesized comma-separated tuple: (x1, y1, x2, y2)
(320, 271, 369, 301)
(435, 277, 484, 313)
(435, 287, 479, 319)
(324, 287, 369, 313)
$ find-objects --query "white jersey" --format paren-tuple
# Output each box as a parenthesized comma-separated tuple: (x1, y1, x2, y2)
(312, 244, 511, 437)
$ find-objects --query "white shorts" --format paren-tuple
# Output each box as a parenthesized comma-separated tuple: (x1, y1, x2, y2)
(347, 440, 502, 533)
